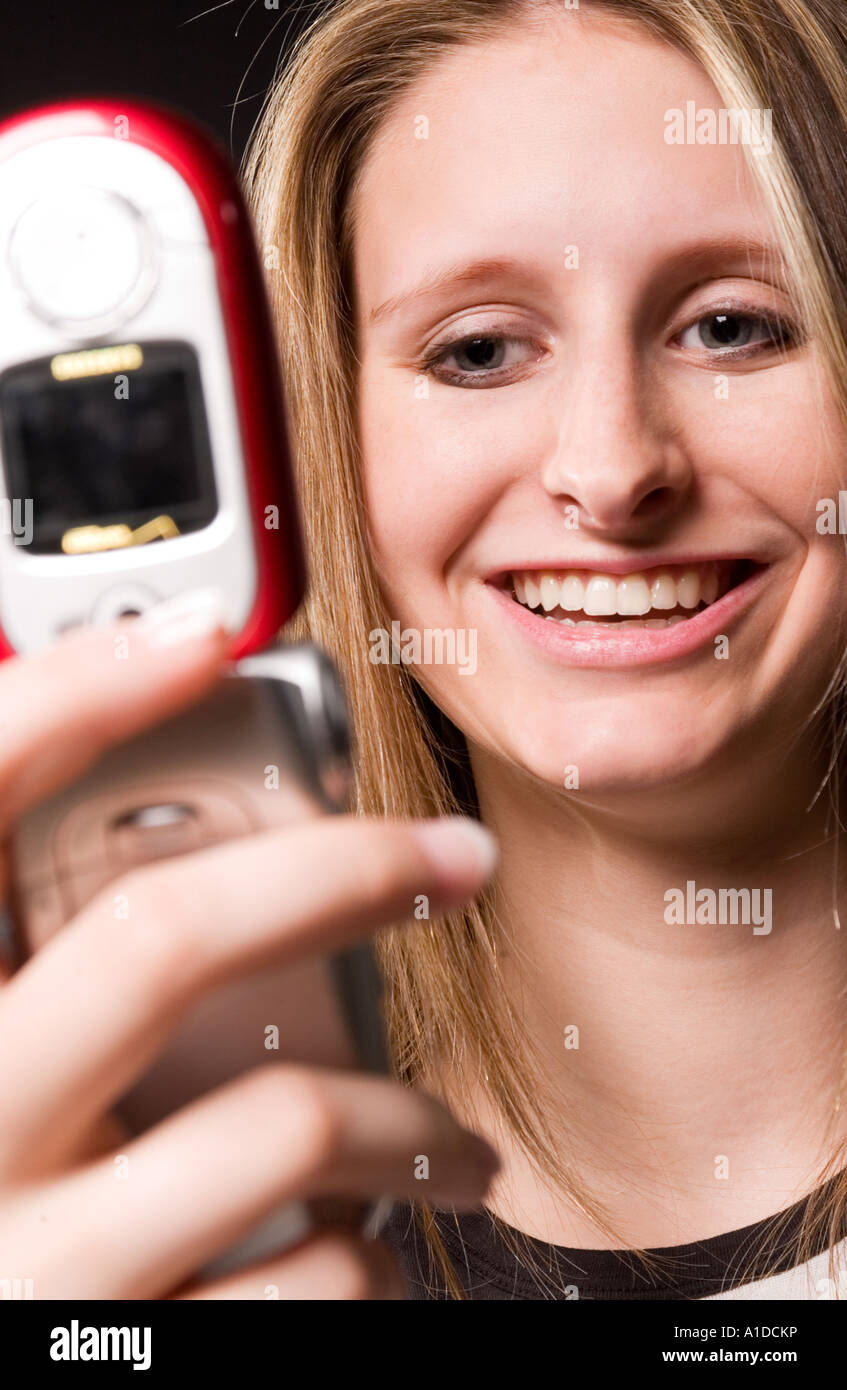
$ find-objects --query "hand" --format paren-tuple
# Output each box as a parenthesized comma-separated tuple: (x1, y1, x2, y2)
(0, 592, 500, 1299)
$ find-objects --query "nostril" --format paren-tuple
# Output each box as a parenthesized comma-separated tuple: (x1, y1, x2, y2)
(634, 487, 678, 520)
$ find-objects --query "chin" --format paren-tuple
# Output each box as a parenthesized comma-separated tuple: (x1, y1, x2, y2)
(475, 696, 740, 801)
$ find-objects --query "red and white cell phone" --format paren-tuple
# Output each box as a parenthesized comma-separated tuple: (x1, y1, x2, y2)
(0, 100, 391, 1278)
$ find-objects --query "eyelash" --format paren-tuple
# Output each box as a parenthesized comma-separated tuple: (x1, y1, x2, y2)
(673, 305, 799, 360)
(420, 331, 542, 388)
(419, 307, 801, 387)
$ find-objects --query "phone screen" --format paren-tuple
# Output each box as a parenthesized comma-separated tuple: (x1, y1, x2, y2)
(0, 340, 218, 554)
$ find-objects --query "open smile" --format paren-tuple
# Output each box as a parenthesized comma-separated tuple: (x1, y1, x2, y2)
(486, 558, 769, 667)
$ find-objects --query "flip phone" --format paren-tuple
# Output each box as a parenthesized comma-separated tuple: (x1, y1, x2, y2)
(0, 100, 391, 1280)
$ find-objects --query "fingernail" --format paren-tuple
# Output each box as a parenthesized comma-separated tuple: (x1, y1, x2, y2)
(410, 816, 498, 883)
(134, 588, 229, 648)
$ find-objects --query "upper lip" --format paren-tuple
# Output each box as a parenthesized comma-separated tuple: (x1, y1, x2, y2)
(484, 552, 765, 583)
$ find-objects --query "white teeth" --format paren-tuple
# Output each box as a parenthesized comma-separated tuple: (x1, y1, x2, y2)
(617, 574, 652, 616)
(650, 573, 677, 610)
(560, 573, 585, 610)
(539, 572, 561, 612)
(511, 562, 726, 621)
(524, 574, 541, 608)
(583, 576, 618, 615)
(545, 614, 685, 630)
(677, 570, 701, 609)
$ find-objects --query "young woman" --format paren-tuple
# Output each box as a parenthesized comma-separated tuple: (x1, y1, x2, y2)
(1, 0, 845, 1303)
(243, 0, 847, 1297)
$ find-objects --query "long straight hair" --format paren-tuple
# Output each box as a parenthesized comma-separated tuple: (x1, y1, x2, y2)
(245, 0, 847, 1297)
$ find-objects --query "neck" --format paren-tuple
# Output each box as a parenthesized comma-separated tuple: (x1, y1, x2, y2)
(445, 734, 847, 1249)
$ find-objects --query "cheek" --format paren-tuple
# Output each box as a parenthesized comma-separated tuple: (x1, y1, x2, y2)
(671, 359, 845, 521)
(688, 369, 847, 615)
(357, 373, 452, 578)
(357, 369, 540, 604)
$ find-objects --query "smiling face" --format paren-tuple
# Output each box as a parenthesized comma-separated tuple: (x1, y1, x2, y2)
(352, 6, 847, 799)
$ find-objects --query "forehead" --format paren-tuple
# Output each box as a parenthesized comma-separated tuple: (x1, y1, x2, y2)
(351, 10, 775, 315)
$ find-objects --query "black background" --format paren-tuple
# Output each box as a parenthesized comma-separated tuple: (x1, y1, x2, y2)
(0, 0, 316, 165)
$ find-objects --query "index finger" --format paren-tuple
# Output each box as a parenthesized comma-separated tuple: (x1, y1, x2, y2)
(0, 813, 497, 1174)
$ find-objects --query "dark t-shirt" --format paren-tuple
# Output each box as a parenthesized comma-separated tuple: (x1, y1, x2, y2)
(381, 1176, 847, 1300)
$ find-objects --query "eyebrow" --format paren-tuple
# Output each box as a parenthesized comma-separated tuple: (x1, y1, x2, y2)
(657, 234, 792, 289)
(366, 237, 793, 327)
(368, 257, 536, 326)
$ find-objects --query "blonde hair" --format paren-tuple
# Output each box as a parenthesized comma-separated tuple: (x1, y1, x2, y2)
(245, 0, 847, 1298)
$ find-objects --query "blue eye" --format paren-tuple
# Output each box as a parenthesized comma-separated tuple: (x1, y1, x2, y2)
(451, 337, 507, 371)
(419, 306, 800, 390)
(678, 310, 796, 355)
(422, 334, 540, 386)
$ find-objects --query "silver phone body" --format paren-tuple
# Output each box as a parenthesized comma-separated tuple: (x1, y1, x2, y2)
(10, 643, 392, 1282)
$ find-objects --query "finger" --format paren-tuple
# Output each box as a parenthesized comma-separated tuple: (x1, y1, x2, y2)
(0, 815, 497, 1170)
(173, 1230, 407, 1300)
(59, 1064, 496, 1297)
(0, 589, 231, 832)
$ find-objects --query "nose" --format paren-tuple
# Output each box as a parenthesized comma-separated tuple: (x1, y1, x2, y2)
(541, 344, 693, 536)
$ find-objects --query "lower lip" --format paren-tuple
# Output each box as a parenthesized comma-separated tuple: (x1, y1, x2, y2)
(486, 567, 769, 668)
